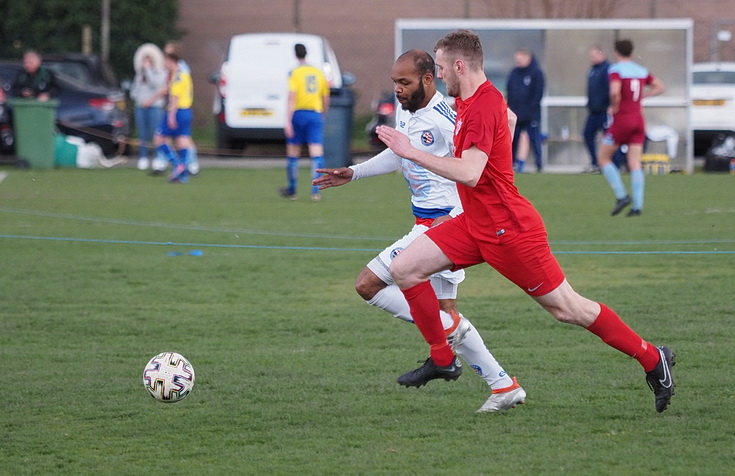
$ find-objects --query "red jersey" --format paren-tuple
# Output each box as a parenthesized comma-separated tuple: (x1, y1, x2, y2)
(453, 81, 545, 243)
(608, 61, 654, 116)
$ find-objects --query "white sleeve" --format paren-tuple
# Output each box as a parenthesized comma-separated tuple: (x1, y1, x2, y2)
(349, 148, 402, 181)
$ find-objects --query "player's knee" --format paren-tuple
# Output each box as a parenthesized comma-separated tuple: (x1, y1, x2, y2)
(545, 302, 595, 327)
(389, 263, 417, 289)
(354, 268, 383, 301)
(388, 261, 405, 286)
(354, 279, 374, 301)
(549, 307, 577, 324)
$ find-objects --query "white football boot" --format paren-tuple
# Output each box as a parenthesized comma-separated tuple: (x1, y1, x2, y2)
(477, 377, 526, 413)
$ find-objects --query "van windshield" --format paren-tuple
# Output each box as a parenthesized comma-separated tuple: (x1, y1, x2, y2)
(693, 71, 735, 85)
(230, 42, 296, 65)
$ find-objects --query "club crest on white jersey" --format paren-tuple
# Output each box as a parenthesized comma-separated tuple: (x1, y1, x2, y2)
(420, 131, 435, 146)
(389, 247, 403, 259)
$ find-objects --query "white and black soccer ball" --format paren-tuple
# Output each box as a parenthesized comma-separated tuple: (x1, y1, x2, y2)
(143, 352, 195, 403)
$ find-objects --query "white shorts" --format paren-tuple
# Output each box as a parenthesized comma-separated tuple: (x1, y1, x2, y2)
(366, 223, 465, 300)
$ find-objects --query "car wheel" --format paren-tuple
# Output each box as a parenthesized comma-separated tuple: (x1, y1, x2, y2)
(215, 128, 234, 151)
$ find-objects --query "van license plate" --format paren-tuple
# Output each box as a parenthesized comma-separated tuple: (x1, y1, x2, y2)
(692, 99, 726, 106)
(240, 108, 274, 117)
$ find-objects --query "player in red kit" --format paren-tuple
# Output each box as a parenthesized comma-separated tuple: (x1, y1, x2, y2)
(377, 30, 676, 413)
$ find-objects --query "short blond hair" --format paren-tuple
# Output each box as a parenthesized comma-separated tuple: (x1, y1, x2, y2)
(434, 29, 484, 71)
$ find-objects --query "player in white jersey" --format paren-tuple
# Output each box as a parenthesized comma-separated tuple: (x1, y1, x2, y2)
(314, 49, 525, 413)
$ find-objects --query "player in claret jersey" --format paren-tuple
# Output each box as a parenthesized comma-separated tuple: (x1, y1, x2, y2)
(377, 30, 675, 414)
(598, 39, 665, 217)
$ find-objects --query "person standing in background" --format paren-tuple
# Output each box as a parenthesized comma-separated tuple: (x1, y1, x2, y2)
(582, 45, 610, 174)
(151, 41, 200, 176)
(279, 43, 330, 202)
(131, 44, 167, 171)
(506, 47, 544, 173)
(155, 52, 195, 183)
(598, 39, 665, 217)
(12, 49, 55, 101)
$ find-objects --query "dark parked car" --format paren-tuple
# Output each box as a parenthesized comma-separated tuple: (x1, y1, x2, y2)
(0, 71, 13, 154)
(365, 91, 395, 149)
(0, 55, 129, 157)
(43, 53, 121, 90)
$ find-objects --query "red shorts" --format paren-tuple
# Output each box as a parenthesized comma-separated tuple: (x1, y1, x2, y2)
(424, 214, 565, 296)
(604, 113, 646, 146)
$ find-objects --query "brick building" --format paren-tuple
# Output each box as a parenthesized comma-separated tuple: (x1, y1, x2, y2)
(177, 0, 735, 125)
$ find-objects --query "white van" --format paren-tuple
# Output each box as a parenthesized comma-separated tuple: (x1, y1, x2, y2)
(212, 33, 345, 150)
(691, 62, 735, 156)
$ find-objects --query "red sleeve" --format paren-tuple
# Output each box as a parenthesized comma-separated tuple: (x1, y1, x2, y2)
(461, 101, 498, 158)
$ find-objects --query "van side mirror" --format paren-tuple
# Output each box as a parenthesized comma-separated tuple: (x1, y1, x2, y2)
(341, 72, 356, 87)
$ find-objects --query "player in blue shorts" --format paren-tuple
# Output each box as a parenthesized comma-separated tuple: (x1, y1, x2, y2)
(154, 52, 195, 183)
(280, 43, 330, 201)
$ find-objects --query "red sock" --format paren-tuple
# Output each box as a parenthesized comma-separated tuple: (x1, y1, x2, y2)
(401, 281, 455, 366)
(586, 303, 661, 372)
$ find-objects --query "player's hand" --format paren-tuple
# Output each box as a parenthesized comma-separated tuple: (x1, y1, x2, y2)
(168, 114, 177, 130)
(284, 123, 294, 139)
(313, 167, 353, 189)
(376, 125, 416, 159)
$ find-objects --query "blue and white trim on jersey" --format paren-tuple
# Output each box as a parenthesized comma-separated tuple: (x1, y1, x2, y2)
(412, 205, 454, 219)
(433, 100, 456, 126)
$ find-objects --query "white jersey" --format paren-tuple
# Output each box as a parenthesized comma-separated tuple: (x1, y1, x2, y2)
(351, 91, 462, 219)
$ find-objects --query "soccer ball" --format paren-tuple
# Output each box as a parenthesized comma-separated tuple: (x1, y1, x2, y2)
(143, 352, 195, 403)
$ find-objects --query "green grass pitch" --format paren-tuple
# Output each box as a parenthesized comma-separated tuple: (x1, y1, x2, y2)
(1, 165, 734, 474)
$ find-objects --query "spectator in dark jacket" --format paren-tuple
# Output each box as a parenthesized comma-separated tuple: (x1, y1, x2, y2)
(582, 45, 610, 173)
(506, 48, 545, 172)
(12, 50, 55, 101)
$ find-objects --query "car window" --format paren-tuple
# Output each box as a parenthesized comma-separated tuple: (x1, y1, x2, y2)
(45, 61, 93, 85)
(693, 71, 735, 85)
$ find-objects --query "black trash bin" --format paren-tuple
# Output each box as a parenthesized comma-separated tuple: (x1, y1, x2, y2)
(323, 87, 354, 168)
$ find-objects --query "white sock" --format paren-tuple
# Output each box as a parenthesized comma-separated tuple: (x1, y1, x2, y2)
(365, 285, 414, 323)
(451, 313, 514, 390)
(367, 287, 514, 390)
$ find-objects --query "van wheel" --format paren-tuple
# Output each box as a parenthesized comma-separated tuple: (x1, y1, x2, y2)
(216, 131, 246, 153)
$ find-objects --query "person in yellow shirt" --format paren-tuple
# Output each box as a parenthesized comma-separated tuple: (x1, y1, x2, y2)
(154, 52, 195, 183)
(280, 43, 330, 201)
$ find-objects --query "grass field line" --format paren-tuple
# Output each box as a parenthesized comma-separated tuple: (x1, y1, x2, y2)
(0, 206, 395, 242)
(2, 233, 734, 255)
(2, 206, 734, 248)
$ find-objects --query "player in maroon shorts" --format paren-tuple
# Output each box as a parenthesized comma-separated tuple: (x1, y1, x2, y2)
(598, 39, 665, 217)
(377, 29, 676, 413)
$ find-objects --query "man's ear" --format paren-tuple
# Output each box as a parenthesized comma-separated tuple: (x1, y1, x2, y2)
(455, 59, 465, 74)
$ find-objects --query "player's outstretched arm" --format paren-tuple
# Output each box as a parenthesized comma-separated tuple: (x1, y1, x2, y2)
(313, 167, 354, 189)
(376, 125, 487, 187)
